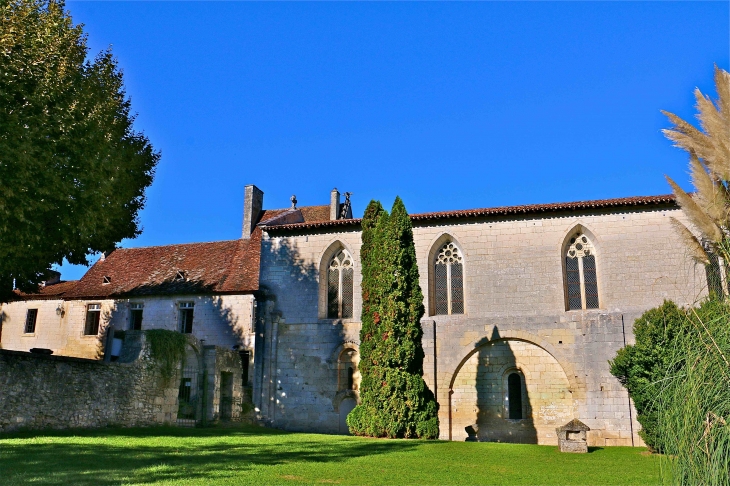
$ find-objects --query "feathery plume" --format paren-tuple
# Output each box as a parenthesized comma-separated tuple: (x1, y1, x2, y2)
(689, 155, 727, 225)
(670, 217, 710, 265)
(665, 175, 723, 242)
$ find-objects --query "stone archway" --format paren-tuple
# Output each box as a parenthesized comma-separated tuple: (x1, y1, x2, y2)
(449, 338, 573, 444)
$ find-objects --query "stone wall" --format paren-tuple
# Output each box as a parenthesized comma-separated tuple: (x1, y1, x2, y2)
(256, 205, 705, 445)
(0, 333, 179, 433)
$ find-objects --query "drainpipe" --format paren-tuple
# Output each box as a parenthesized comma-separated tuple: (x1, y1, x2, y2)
(621, 315, 635, 446)
(201, 339, 208, 427)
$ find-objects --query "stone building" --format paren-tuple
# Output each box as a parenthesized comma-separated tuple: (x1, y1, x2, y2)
(0, 184, 710, 445)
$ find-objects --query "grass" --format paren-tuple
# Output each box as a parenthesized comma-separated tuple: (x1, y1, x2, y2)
(0, 424, 659, 485)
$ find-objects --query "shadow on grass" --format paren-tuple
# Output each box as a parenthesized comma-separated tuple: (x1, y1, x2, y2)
(587, 447, 604, 453)
(0, 425, 420, 485)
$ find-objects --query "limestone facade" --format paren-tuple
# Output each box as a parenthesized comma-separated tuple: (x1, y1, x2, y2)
(254, 202, 706, 446)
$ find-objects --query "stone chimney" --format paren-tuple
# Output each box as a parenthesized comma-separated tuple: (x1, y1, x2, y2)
(330, 188, 340, 220)
(242, 184, 264, 239)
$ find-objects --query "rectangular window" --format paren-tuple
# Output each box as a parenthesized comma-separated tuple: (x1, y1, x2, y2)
(130, 303, 143, 331)
(84, 304, 101, 335)
(24, 309, 38, 334)
(179, 302, 194, 334)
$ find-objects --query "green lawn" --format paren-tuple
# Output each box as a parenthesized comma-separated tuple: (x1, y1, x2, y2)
(0, 424, 659, 485)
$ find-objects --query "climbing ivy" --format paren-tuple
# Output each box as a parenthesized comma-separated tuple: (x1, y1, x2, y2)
(145, 329, 187, 384)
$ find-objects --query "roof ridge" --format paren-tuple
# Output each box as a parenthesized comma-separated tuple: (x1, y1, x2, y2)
(263, 193, 677, 231)
(110, 239, 242, 253)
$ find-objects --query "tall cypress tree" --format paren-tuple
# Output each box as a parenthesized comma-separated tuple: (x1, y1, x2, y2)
(348, 197, 439, 439)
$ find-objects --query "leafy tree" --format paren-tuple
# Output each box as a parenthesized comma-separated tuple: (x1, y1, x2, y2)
(663, 66, 730, 265)
(609, 300, 687, 451)
(347, 197, 439, 439)
(0, 0, 159, 301)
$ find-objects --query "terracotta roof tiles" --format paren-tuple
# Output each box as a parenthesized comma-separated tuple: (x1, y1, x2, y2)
(62, 230, 261, 299)
(262, 194, 677, 232)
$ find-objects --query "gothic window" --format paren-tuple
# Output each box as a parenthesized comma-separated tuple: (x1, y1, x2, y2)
(706, 254, 728, 300)
(564, 232, 599, 310)
(434, 242, 464, 315)
(327, 250, 354, 319)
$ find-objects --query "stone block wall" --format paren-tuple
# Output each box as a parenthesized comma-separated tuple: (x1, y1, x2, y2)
(256, 205, 698, 444)
(0, 333, 179, 433)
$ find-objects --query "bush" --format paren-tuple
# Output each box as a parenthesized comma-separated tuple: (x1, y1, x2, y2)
(611, 299, 730, 483)
(609, 300, 687, 451)
(347, 197, 439, 438)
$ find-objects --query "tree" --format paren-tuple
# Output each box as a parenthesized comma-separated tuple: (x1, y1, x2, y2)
(0, 0, 159, 301)
(347, 197, 439, 439)
(663, 66, 730, 265)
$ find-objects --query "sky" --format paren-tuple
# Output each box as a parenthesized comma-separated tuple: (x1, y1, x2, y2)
(58, 1, 729, 280)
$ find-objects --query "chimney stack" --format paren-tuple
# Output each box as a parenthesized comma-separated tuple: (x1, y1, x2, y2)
(330, 188, 340, 220)
(242, 185, 264, 239)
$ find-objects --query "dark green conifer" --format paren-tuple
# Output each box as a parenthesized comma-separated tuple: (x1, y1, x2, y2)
(347, 197, 439, 438)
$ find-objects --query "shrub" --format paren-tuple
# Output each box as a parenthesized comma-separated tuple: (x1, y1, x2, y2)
(610, 300, 687, 451)
(347, 197, 439, 438)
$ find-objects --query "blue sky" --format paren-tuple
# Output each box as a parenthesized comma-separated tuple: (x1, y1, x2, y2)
(58, 1, 729, 280)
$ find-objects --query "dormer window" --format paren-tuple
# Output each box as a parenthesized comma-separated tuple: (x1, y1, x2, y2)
(175, 270, 186, 281)
(102, 276, 111, 285)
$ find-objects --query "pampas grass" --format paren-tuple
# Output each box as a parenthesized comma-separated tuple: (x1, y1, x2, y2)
(664, 66, 730, 265)
(659, 67, 730, 485)
(656, 303, 730, 485)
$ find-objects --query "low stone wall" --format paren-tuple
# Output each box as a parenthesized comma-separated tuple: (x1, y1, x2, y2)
(0, 337, 178, 433)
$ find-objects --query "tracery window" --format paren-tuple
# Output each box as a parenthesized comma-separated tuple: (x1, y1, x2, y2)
(327, 250, 354, 319)
(565, 232, 599, 310)
(434, 242, 464, 315)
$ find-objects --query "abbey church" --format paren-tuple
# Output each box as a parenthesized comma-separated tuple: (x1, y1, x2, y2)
(0, 185, 709, 446)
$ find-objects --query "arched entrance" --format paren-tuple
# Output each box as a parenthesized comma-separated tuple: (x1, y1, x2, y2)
(449, 338, 573, 444)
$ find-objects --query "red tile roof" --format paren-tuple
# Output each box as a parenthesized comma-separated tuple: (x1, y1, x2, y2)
(262, 194, 678, 231)
(63, 230, 262, 299)
(15, 280, 79, 301)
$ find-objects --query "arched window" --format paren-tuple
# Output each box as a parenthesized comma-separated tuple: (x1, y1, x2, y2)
(328, 250, 354, 319)
(564, 232, 599, 310)
(434, 242, 464, 315)
(507, 373, 523, 420)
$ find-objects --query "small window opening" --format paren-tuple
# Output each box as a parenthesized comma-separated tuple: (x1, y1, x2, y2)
(84, 304, 101, 335)
(508, 372, 523, 420)
(102, 276, 111, 284)
(130, 303, 143, 331)
(179, 302, 194, 333)
(24, 309, 38, 334)
(347, 366, 354, 390)
(175, 270, 186, 281)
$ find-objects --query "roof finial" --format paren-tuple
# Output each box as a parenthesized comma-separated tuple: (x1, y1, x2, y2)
(290, 194, 297, 209)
